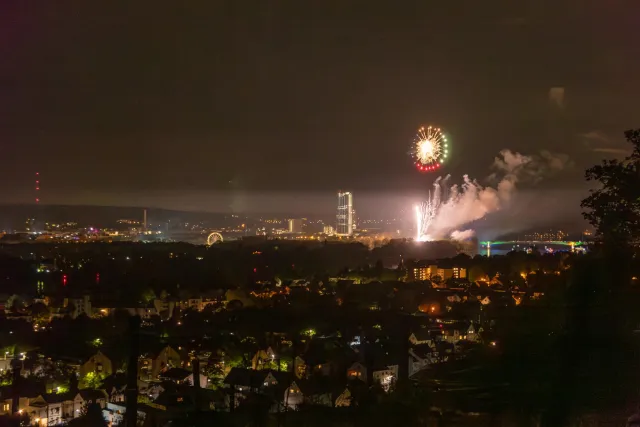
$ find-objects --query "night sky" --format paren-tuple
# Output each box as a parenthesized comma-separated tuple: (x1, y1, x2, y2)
(1, 1, 638, 216)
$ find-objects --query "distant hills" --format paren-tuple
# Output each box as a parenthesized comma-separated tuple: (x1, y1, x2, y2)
(0, 204, 329, 231)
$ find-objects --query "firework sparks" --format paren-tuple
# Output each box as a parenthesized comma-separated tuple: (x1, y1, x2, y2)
(415, 196, 437, 241)
(414, 177, 448, 241)
(413, 126, 448, 172)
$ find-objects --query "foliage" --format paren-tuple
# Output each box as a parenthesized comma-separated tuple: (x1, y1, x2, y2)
(581, 129, 640, 250)
(301, 328, 316, 338)
(80, 372, 105, 389)
(55, 384, 69, 394)
(467, 264, 487, 282)
(140, 287, 157, 304)
(67, 403, 107, 427)
(452, 255, 640, 426)
(137, 394, 152, 404)
(202, 363, 224, 389)
(0, 371, 11, 386)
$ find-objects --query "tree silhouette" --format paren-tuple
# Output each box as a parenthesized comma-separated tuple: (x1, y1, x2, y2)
(581, 129, 640, 252)
(67, 403, 107, 427)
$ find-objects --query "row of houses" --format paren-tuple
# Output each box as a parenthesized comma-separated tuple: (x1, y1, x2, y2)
(230, 322, 484, 410)
(223, 368, 365, 410)
(0, 388, 107, 426)
(2, 292, 224, 322)
(77, 345, 187, 383)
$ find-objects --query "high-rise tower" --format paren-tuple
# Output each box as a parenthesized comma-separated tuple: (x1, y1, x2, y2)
(336, 191, 354, 236)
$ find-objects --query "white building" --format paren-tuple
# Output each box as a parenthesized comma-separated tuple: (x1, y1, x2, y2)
(64, 295, 91, 318)
(336, 192, 354, 236)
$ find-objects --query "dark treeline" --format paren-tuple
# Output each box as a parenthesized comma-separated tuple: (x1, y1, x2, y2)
(0, 239, 464, 299)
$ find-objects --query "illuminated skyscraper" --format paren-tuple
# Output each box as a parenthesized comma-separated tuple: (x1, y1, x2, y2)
(336, 191, 353, 236)
(351, 208, 357, 232)
(288, 219, 303, 233)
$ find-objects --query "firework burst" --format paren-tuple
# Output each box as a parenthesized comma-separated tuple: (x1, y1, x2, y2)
(413, 126, 448, 172)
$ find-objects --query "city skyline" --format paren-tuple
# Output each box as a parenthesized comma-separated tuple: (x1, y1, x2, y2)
(0, 2, 637, 425)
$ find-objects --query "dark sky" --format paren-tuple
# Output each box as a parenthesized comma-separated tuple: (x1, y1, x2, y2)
(1, 0, 638, 215)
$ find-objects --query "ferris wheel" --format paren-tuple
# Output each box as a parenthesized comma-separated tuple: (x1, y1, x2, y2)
(206, 232, 223, 246)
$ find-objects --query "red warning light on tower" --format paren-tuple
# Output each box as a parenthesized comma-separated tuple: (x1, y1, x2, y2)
(62, 274, 67, 286)
(35, 172, 40, 204)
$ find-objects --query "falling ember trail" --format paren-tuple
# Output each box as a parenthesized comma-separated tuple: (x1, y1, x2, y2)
(415, 176, 448, 241)
(415, 196, 436, 241)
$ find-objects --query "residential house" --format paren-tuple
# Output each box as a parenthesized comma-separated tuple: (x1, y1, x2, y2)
(293, 356, 307, 379)
(466, 323, 482, 342)
(73, 390, 108, 412)
(0, 385, 42, 416)
(223, 368, 292, 409)
(283, 380, 305, 409)
(284, 378, 336, 409)
(334, 387, 352, 407)
(79, 351, 113, 377)
(5, 311, 32, 323)
(372, 365, 399, 392)
(107, 386, 126, 403)
(531, 292, 545, 300)
(139, 346, 182, 381)
(446, 294, 463, 303)
(24, 390, 107, 426)
(298, 352, 331, 377)
(103, 402, 147, 427)
(251, 347, 276, 370)
(64, 295, 92, 319)
(103, 402, 126, 426)
(178, 297, 204, 312)
(26, 393, 70, 426)
(153, 298, 176, 320)
(440, 327, 465, 344)
(408, 346, 437, 377)
(346, 362, 367, 382)
(125, 305, 157, 319)
(409, 330, 435, 346)
(143, 383, 165, 401)
(158, 367, 208, 388)
(478, 296, 491, 305)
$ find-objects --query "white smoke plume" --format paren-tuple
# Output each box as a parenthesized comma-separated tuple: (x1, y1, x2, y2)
(450, 229, 475, 241)
(417, 149, 570, 241)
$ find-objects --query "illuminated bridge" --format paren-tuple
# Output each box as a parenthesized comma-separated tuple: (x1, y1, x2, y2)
(479, 240, 587, 255)
(480, 240, 586, 247)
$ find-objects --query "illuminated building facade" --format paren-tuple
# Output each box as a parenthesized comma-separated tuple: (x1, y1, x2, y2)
(336, 192, 354, 236)
(351, 209, 357, 232)
(288, 219, 303, 233)
(412, 265, 437, 281)
(25, 218, 35, 232)
(411, 265, 467, 282)
(452, 266, 467, 279)
(523, 229, 568, 242)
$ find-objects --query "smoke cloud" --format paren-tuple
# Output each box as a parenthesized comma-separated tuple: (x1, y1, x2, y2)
(450, 229, 475, 241)
(421, 149, 571, 240)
